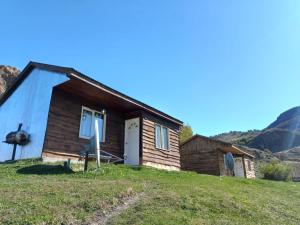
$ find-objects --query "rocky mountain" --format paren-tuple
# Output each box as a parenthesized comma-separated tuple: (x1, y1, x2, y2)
(248, 107, 300, 152)
(0, 65, 19, 96)
(214, 106, 300, 154)
(266, 107, 300, 131)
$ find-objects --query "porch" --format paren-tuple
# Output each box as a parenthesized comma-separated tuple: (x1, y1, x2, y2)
(42, 76, 181, 171)
(218, 145, 255, 178)
(42, 83, 143, 166)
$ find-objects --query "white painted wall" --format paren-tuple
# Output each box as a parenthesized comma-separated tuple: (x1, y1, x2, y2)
(0, 69, 69, 162)
(234, 157, 245, 178)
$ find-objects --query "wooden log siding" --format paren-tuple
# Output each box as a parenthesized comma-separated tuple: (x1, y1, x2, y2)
(180, 138, 221, 175)
(43, 88, 125, 158)
(218, 150, 226, 176)
(141, 113, 181, 170)
(180, 136, 256, 178)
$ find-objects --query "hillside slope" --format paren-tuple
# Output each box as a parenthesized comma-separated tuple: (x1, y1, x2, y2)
(248, 128, 300, 152)
(0, 65, 19, 96)
(275, 147, 300, 162)
(213, 130, 261, 146)
(266, 106, 300, 131)
(214, 106, 300, 154)
(248, 107, 300, 152)
(0, 160, 299, 225)
(236, 145, 278, 162)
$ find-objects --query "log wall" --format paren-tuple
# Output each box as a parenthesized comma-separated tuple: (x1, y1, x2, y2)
(141, 113, 181, 171)
(180, 137, 221, 175)
(180, 136, 256, 178)
(43, 88, 125, 158)
(218, 150, 226, 176)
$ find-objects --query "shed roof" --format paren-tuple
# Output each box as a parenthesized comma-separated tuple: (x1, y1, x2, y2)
(0, 61, 183, 125)
(180, 134, 255, 158)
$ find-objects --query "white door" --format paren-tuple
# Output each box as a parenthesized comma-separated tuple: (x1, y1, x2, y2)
(124, 118, 140, 165)
(234, 157, 245, 178)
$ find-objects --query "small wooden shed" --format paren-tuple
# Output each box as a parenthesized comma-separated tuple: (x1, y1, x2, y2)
(180, 135, 255, 178)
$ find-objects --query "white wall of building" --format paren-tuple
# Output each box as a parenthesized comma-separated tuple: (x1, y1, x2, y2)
(0, 68, 69, 162)
(234, 157, 245, 178)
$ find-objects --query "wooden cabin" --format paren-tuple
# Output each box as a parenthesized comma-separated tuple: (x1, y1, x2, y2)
(0, 62, 182, 171)
(180, 135, 255, 178)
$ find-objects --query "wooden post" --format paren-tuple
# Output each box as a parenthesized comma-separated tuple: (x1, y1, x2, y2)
(95, 120, 101, 168)
(11, 123, 22, 161)
(242, 155, 247, 178)
(84, 151, 89, 172)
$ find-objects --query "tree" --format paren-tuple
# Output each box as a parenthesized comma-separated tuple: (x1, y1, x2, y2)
(179, 124, 193, 144)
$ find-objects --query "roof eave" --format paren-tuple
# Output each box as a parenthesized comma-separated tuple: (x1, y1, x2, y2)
(232, 145, 255, 158)
(180, 134, 255, 158)
(0, 61, 183, 126)
(68, 71, 183, 125)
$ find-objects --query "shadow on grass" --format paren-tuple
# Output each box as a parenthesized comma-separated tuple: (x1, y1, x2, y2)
(0, 158, 43, 165)
(17, 164, 74, 175)
(0, 160, 19, 165)
(128, 166, 142, 171)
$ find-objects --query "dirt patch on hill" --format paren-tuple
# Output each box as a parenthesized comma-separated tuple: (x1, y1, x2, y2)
(81, 192, 144, 225)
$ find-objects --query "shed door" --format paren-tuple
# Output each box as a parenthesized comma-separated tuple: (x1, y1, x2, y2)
(124, 118, 140, 166)
(234, 157, 245, 177)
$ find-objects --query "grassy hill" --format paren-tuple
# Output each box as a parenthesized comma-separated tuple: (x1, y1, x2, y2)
(0, 159, 299, 225)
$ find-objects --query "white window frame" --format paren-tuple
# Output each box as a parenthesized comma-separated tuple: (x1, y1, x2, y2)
(155, 124, 170, 151)
(79, 106, 106, 142)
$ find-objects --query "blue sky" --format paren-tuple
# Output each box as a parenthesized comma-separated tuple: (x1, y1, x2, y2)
(1, 1, 300, 136)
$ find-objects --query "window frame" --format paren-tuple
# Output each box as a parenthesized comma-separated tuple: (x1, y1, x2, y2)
(79, 106, 106, 142)
(155, 124, 170, 151)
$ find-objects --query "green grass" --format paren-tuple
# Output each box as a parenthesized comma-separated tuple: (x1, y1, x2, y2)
(0, 159, 299, 225)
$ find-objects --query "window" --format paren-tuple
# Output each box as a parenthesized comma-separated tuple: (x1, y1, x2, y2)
(155, 125, 162, 149)
(155, 124, 169, 150)
(79, 106, 106, 141)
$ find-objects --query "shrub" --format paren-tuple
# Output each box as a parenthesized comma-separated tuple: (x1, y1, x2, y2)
(259, 161, 293, 181)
